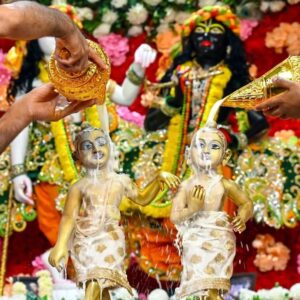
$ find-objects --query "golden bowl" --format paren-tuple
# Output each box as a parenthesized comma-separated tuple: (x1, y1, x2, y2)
(47, 40, 111, 104)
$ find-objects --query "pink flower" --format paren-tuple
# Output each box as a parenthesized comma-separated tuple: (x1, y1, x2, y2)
(32, 255, 47, 276)
(117, 106, 145, 128)
(97, 33, 129, 66)
(0, 50, 12, 86)
(240, 19, 258, 41)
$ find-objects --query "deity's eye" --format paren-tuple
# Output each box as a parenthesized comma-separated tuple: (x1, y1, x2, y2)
(80, 140, 93, 151)
(194, 26, 206, 34)
(208, 25, 225, 35)
(95, 136, 107, 147)
(211, 142, 221, 150)
(196, 140, 205, 149)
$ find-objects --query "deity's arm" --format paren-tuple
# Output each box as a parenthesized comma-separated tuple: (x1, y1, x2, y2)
(55, 183, 81, 248)
(170, 184, 190, 224)
(49, 182, 81, 270)
(110, 44, 156, 106)
(223, 178, 253, 223)
(124, 171, 180, 206)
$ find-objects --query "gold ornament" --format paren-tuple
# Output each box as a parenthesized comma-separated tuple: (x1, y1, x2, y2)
(47, 40, 111, 104)
(222, 56, 300, 109)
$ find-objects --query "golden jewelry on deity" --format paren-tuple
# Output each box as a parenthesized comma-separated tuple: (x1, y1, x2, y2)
(222, 56, 300, 109)
(126, 66, 144, 85)
(11, 164, 26, 179)
(47, 40, 111, 104)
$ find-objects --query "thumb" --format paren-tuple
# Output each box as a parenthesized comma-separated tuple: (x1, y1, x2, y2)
(273, 77, 295, 89)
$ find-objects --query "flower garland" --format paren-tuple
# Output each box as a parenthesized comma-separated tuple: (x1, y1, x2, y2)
(50, 120, 79, 183)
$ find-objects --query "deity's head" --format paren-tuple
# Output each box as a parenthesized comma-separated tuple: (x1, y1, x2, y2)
(74, 127, 111, 170)
(168, 5, 245, 72)
(189, 121, 231, 172)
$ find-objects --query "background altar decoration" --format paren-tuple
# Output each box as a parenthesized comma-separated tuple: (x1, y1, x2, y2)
(1, 0, 300, 299)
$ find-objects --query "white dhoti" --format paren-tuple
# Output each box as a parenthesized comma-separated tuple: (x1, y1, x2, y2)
(175, 211, 236, 300)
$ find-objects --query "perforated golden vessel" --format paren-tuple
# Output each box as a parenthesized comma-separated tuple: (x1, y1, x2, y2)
(222, 56, 300, 109)
(48, 40, 111, 104)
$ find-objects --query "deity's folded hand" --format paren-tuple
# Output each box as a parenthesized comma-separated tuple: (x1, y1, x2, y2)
(191, 185, 205, 207)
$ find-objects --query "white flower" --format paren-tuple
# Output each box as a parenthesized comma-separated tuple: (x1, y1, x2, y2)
(288, 0, 300, 4)
(93, 23, 112, 38)
(51, 0, 67, 4)
(144, 0, 162, 6)
(175, 11, 191, 24)
(12, 282, 26, 296)
(161, 8, 176, 24)
(198, 0, 218, 6)
(157, 23, 170, 33)
(270, 0, 286, 12)
(148, 289, 169, 300)
(127, 4, 148, 25)
(128, 25, 144, 37)
(239, 289, 257, 300)
(102, 10, 118, 25)
(260, 0, 286, 12)
(87, 0, 99, 3)
(257, 289, 271, 300)
(112, 0, 127, 8)
(290, 283, 300, 300)
(76, 7, 93, 21)
(268, 287, 289, 300)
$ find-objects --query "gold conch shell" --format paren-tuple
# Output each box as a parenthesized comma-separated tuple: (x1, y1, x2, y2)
(222, 56, 300, 109)
(47, 40, 111, 104)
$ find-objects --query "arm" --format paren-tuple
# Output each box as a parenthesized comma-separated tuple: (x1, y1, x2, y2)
(170, 185, 189, 224)
(110, 44, 157, 106)
(224, 179, 253, 232)
(49, 183, 81, 270)
(125, 171, 180, 206)
(0, 84, 96, 154)
(0, 2, 74, 40)
(0, 1, 106, 71)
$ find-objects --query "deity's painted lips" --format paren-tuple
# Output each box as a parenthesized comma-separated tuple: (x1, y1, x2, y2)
(201, 40, 212, 47)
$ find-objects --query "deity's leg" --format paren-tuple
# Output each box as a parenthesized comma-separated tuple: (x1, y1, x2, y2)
(207, 289, 224, 300)
(102, 288, 111, 300)
(85, 280, 100, 300)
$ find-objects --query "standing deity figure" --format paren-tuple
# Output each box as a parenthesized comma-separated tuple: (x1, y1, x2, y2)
(170, 122, 253, 300)
(49, 127, 179, 300)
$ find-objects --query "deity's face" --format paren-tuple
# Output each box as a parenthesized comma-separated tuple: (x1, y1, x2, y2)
(76, 129, 110, 169)
(190, 129, 226, 170)
(190, 19, 227, 62)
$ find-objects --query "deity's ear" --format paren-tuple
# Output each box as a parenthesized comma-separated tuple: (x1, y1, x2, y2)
(185, 146, 192, 166)
(222, 149, 232, 166)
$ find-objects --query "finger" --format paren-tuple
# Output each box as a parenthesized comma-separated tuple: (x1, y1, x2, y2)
(89, 47, 108, 70)
(160, 181, 164, 191)
(24, 177, 32, 197)
(195, 187, 200, 199)
(55, 99, 96, 120)
(18, 190, 34, 206)
(273, 77, 295, 89)
(255, 96, 282, 111)
(265, 107, 283, 118)
(199, 189, 205, 201)
(192, 187, 197, 197)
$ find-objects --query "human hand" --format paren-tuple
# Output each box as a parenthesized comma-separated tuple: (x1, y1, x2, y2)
(21, 83, 97, 122)
(55, 27, 107, 73)
(191, 185, 205, 206)
(134, 44, 157, 69)
(256, 78, 300, 119)
(159, 171, 181, 190)
(232, 215, 246, 233)
(13, 174, 34, 206)
(49, 246, 68, 272)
